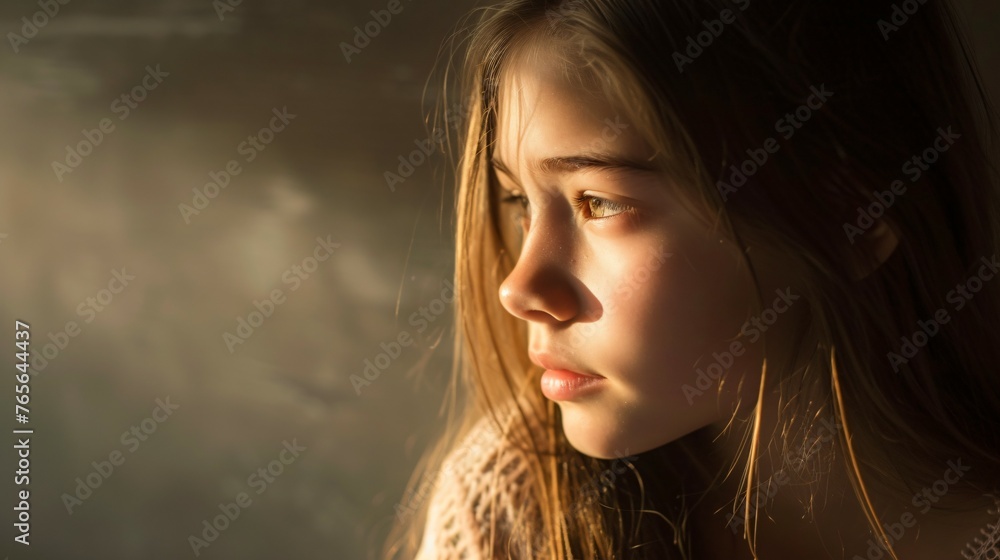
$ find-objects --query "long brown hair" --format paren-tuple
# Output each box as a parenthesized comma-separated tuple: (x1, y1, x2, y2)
(383, 0, 1000, 558)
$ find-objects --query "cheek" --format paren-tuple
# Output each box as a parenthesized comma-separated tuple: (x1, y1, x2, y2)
(594, 237, 759, 397)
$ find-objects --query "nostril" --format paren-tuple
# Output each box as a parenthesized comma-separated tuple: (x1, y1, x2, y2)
(500, 282, 579, 324)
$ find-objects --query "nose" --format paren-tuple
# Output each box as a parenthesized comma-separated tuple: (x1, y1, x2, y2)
(498, 219, 581, 324)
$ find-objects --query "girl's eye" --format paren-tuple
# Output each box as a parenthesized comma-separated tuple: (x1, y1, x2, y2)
(499, 189, 531, 232)
(500, 190, 529, 210)
(574, 194, 632, 219)
(498, 188, 634, 222)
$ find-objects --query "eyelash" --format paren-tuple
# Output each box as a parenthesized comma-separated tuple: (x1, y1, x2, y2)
(499, 189, 634, 221)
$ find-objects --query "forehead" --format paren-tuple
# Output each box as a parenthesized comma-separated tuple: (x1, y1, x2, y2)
(493, 49, 652, 173)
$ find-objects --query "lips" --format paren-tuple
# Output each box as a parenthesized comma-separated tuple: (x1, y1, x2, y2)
(528, 349, 603, 378)
(531, 349, 606, 401)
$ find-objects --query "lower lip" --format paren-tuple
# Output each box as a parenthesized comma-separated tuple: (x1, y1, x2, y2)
(540, 369, 605, 401)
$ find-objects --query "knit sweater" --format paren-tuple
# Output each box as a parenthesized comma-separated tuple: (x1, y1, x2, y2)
(412, 410, 1000, 560)
(414, 406, 541, 560)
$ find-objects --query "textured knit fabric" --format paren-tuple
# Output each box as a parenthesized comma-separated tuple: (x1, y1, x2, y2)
(962, 495, 1000, 560)
(413, 411, 1000, 560)
(414, 405, 542, 560)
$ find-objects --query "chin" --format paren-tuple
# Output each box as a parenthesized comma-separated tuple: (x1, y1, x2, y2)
(557, 402, 647, 459)
(557, 400, 714, 460)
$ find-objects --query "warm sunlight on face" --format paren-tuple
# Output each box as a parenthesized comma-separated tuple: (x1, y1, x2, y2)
(493, 48, 774, 459)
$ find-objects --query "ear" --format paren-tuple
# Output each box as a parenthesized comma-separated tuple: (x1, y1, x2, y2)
(850, 219, 900, 280)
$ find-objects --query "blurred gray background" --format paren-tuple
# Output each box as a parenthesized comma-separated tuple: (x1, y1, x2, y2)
(0, 1, 997, 559)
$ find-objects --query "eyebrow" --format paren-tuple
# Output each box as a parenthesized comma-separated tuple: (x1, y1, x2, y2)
(490, 153, 660, 180)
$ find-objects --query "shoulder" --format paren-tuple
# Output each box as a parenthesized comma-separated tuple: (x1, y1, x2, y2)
(415, 403, 545, 560)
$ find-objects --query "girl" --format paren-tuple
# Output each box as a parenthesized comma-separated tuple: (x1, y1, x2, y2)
(384, 0, 1000, 558)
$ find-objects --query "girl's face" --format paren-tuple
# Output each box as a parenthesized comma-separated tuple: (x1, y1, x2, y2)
(494, 52, 797, 459)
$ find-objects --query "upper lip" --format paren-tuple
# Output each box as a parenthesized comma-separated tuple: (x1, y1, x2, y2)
(529, 349, 603, 378)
